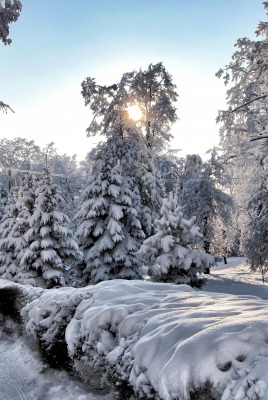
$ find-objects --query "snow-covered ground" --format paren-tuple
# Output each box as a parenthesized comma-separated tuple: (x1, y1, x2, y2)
(2, 257, 268, 400)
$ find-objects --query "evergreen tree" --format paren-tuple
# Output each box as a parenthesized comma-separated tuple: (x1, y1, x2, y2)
(18, 167, 81, 288)
(75, 132, 145, 284)
(139, 193, 214, 287)
(0, 182, 8, 221)
(78, 63, 179, 283)
(136, 148, 165, 226)
(7, 174, 39, 285)
(116, 127, 155, 236)
(0, 187, 20, 279)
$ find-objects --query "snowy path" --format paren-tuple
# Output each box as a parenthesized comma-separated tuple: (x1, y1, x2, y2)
(0, 332, 113, 400)
(0, 351, 33, 400)
(205, 256, 268, 299)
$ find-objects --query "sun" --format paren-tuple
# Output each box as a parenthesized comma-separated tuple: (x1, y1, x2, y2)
(127, 105, 142, 121)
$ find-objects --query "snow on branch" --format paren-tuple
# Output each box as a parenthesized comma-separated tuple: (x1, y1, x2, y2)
(250, 135, 268, 142)
(230, 94, 268, 113)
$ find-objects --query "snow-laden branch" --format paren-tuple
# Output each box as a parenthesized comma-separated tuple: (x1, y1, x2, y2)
(231, 94, 268, 113)
(250, 135, 268, 142)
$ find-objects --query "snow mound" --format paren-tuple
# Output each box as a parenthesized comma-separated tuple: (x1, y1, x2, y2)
(19, 279, 268, 399)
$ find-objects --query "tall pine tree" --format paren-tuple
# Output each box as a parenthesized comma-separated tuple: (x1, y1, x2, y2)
(7, 174, 39, 285)
(76, 132, 145, 284)
(81, 62, 177, 228)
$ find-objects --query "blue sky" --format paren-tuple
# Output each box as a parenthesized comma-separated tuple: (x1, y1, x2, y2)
(0, 1, 266, 160)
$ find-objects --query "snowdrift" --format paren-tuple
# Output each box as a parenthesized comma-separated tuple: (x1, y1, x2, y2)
(2, 278, 268, 399)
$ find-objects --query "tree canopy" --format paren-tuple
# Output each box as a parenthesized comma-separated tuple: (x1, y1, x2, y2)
(0, 0, 22, 45)
(81, 62, 178, 154)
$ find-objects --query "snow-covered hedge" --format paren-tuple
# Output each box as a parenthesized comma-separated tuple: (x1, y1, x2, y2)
(3, 278, 268, 399)
(22, 286, 92, 370)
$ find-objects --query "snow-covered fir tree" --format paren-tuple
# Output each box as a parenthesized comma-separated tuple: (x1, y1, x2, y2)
(17, 167, 81, 288)
(75, 132, 145, 284)
(139, 193, 214, 287)
(5, 173, 39, 285)
(136, 148, 165, 228)
(0, 187, 21, 279)
(115, 126, 155, 237)
(0, 182, 8, 221)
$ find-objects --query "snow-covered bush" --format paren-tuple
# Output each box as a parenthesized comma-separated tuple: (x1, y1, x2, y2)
(22, 279, 268, 400)
(139, 193, 214, 287)
(4, 277, 268, 400)
(22, 286, 92, 370)
(64, 282, 268, 400)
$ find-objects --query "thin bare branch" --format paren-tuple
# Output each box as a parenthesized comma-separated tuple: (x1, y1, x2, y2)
(0, 101, 15, 113)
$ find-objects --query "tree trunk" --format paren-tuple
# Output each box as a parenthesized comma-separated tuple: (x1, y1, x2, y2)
(262, 268, 265, 284)
(203, 216, 210, 253)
